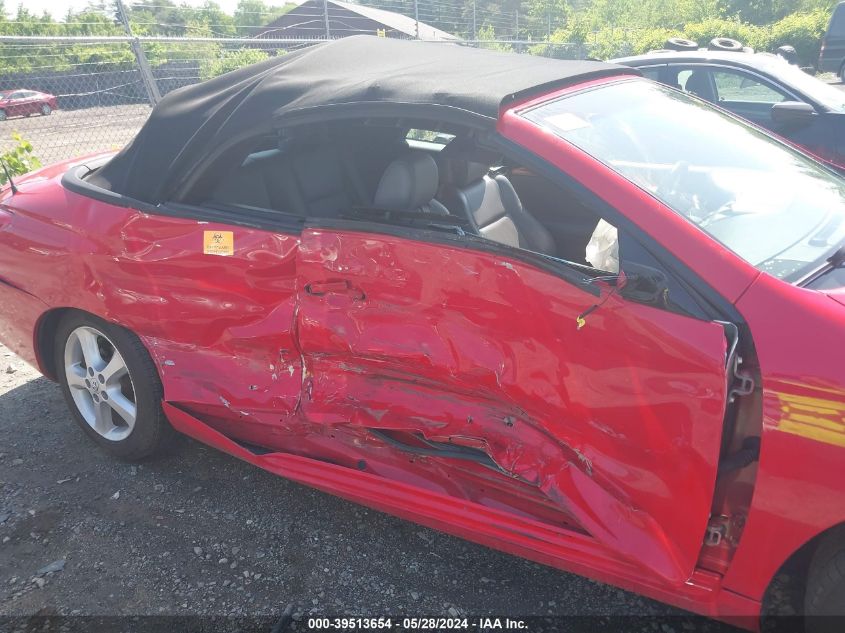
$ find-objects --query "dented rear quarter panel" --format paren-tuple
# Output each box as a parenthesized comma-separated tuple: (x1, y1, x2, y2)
(0, 169, 304, 432)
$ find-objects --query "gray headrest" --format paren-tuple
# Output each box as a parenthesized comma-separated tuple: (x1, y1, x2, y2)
(439, 158, 488, 188)
(374, 152, 439, 211)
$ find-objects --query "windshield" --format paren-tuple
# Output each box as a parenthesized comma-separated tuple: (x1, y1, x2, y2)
(523, 79, 845, 282)
(760, 55, 845, 112)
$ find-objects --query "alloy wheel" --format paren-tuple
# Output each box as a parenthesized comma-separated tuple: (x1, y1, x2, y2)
(63, 326, 137, 441)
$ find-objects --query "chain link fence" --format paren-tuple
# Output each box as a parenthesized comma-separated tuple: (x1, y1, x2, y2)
(0, 32, 590, 167)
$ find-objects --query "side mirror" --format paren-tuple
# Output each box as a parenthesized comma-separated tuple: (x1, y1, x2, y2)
(619, 263, 669, 306)
(771, 101, 817, 126)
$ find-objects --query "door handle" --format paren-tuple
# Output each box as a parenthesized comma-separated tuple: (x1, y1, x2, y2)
(304, 279, 365, 300)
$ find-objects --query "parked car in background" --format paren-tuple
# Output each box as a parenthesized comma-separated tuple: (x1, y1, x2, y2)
(615, 49, 845, 171)
(819, 1, 845, 81)
(0, 89, 57, 121)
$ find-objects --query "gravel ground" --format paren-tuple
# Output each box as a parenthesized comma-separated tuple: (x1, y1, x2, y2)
(0, 104, 151, 166)
(0, 341, 751, 631)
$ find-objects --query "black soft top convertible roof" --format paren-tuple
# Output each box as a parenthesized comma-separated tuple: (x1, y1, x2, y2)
(89, 36, 635, 204)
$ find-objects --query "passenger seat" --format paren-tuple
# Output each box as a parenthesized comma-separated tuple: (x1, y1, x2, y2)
(440, 159, 556, 255)
(373, 152, 449, 215)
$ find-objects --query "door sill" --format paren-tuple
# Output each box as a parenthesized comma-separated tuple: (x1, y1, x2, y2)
(163, 402, 760, 627)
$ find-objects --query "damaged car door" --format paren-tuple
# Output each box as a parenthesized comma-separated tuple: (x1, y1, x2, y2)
(294, 223, 731, 586)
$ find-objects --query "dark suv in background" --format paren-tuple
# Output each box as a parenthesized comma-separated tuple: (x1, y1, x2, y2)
(819, 1, 845, 81)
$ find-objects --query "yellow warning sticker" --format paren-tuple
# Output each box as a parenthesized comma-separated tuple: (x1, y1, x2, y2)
(203, 230, 234, 256)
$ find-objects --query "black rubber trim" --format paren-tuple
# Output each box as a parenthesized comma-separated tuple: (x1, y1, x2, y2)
(163, 201, 305, 234)
(62, 164, 159, 214)
(368, 428, 505, 474)
(62, 166, 304, 235)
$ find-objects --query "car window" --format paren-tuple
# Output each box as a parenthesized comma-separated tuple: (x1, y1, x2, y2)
(673, 68, 715, 102)
(406, 129, 454, 145)
(523, 79, 845, 283)
(711, 70, 788, 104)
(762, 58, 845, 112)
(637, 67, 662, 81)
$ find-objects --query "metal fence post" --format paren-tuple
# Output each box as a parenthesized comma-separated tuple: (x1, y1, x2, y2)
(115, 0, 161, 106)
(414, 0, 420, 39)
(323, 0, 331, 39)
(472, 1, 477, 42)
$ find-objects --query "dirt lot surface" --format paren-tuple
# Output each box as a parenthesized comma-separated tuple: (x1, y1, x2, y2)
(0, 105, 151, 166)
(0, 341, 752, 632)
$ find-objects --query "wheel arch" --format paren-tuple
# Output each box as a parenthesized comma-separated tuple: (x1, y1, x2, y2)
(34, 307, 112, 381)
(762, 520, 845, 616)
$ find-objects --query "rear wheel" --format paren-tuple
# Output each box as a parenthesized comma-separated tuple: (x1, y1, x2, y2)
(55, 312, 173, 461)
(805, 527, 845, 633)
(40, 104, 52, 116)
(839, 64, 845, 84)
(0, 110, 7, 122)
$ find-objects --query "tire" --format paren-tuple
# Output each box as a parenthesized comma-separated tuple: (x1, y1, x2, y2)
(665, 37, 698, 51)
(805, 526, 845, 633)
(0, 110, 7, 122)
(40, 104, 52, 116)
(839, 64, 845, 84)
(54, 312, 174, 461)
(709, 37, 744, 52)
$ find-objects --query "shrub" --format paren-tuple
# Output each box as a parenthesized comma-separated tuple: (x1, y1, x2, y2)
(476, 24, 514, 52)
(0, 133, 41, 185)
(683, 17, 772, 51)
(199, 48, 272, 81)
(769, 10, 829, 67)
(534, 11, 829, 66)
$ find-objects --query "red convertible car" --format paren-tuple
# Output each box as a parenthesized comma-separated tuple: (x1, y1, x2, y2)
(0, 89, 57, 120)
(0, 37, 843, 629)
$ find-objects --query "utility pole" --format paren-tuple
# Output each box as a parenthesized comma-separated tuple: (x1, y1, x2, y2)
(323, 0, 331, 39)
(414, 0, 419, 39)
(115, 0, 161, 106)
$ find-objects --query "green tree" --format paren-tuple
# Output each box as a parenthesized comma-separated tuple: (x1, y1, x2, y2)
(233, 0, 295, 36)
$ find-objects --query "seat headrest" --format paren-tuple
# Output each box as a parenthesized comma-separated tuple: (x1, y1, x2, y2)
(374, 152, 439, 211)
(438, 157, 489, 188)
(685, 71, 710, 97)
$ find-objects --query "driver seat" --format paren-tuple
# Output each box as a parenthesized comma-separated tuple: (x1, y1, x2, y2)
(439, 158, 556, 255)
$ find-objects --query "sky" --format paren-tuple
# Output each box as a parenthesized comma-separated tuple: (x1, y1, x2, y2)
(16, 0, 245, 19)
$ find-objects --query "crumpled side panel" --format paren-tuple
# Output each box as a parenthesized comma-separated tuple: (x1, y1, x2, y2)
(296, 228, 728, 584)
